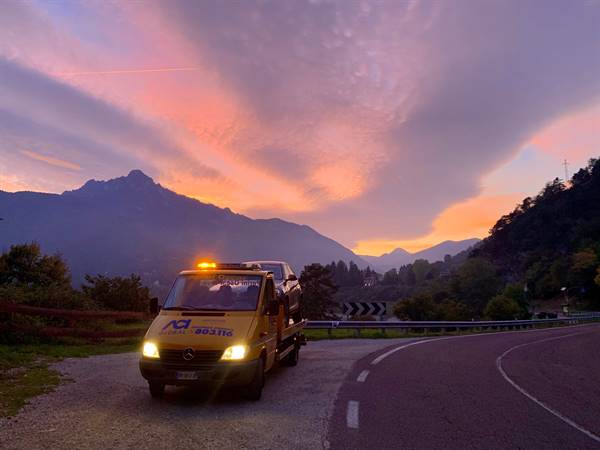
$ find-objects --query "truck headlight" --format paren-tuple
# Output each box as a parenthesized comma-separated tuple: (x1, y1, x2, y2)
(221, 345, 248, 361)
(143, 342, 160, 358)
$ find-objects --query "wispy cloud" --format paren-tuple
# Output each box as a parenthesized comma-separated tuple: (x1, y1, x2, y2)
(1, 0, 599, 251)
(21, 149, 82, 171)
(57, 67, 201, 76)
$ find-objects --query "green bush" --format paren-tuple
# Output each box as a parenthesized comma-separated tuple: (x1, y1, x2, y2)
(484, 295, 522, 320)
(394, 294, 441, 321)
(81, 274, 151, 312)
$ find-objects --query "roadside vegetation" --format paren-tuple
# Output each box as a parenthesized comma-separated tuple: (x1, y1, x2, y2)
(0, 243, 151, 417)
(304, 158, 600, 322)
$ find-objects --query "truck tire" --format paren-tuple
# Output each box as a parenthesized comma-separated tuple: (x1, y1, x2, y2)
(282, 341, 299, 367)
(149, 381, 165, 398)
(244, 358, 265, 401)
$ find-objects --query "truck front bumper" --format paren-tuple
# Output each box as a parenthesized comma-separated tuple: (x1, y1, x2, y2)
(139, 358, 258, 387)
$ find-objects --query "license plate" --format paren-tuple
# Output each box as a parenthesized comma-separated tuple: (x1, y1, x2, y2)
(176, 371, 198, 380)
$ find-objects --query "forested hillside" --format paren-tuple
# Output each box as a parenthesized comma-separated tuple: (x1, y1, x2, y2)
(389, 158, 600, 320)
(474, 158, 600, 302)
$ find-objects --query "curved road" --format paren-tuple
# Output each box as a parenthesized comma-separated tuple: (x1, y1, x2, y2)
(2, 325, 599, 449)
(328, 323, 600, 450)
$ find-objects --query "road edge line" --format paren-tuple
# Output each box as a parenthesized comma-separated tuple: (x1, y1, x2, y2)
(369, 323, 600, 366)
(496, 331, 600, 444)
(356, 370, 369, 382)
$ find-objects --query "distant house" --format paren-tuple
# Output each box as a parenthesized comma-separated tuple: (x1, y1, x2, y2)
(363, 274, 378, 287)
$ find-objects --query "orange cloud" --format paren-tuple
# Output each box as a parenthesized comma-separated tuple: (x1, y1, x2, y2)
(354, 193, 521, 255)
(530, 104, 600, 161)
(21, 150, 81, 171)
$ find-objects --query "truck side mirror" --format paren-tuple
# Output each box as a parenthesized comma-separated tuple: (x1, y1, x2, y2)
(286, 274, 297, 282)
(149, 297, 160, 315)
(267, 299, 280, 315)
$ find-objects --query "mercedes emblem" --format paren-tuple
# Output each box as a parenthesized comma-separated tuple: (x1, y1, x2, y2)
(182, 348, 195, 361)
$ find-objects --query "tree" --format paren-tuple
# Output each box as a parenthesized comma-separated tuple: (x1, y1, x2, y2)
(0, 243, 93, 310)
(382, 268, 398, 285)
(0, 243, 70, 287)
(412, 259, 430, 285)
(437, 300, 471, 321)
(595, 267, 600, 288)
(394, 294, 440, 321)
(334, 260, 349, 286)
(82, 274, 151, 311)
(572, 248, 597, 272)
(484, 295, 522, 320)
(453, 258, 501, 311)
(502, 283, 528, 310)
(347, 261, 363, 286)
(299, 264, 338, 319)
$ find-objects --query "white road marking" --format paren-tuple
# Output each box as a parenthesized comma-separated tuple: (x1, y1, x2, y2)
(496, 332, 600, 444)
(371, 339, 439, 365)
(346, 401, 360, 429)
(369, 322, 600, 366)
(356, 370, 370, 382)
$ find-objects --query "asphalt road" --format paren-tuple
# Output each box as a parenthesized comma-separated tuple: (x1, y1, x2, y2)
(328, 323, 600, 450)
(2, 325, 599, 450)
(0, 338, 416, 450)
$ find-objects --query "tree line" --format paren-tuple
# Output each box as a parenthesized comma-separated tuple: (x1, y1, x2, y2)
(394, 158, 600, 320)
(324, 260, 375, 287)
(301, 158, 600, 321)
(0, 243, 152, 313)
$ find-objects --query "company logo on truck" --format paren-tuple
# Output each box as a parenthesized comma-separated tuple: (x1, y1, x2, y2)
(160, 320, 233, 337)
(162, 320, 191, 330)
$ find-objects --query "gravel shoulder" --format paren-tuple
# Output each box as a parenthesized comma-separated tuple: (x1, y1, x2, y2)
(0, 338, 413, 450)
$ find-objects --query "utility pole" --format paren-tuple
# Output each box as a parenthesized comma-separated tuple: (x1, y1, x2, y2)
(563, 159, 570, 182)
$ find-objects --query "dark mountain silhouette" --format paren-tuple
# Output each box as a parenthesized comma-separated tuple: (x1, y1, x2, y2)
(361, 238, 481, 272)
(0, 170, 366, 294)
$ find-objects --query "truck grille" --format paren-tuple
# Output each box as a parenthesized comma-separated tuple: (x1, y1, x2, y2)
(159, 349, 223, 371)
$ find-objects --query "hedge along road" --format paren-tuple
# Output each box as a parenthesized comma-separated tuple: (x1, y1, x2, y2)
(327, 323, 600, 450)
(0, 338, 419, 450)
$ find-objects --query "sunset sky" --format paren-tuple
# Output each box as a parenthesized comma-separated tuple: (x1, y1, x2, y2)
(1, 1, 599, 255)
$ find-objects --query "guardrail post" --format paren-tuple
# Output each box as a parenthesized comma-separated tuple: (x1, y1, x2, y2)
(327, 328, 332, 337)
(380, 328, 386, 336)
(355, 328, 360, 338)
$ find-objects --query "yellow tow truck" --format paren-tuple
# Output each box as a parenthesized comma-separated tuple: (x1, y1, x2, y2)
(139, 262, 306, 400)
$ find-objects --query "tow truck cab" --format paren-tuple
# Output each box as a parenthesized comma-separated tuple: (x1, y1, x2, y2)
(139, 263, 306, 400)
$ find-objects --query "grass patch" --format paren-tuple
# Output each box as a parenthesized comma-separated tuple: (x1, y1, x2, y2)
(0, 338, 142, 418)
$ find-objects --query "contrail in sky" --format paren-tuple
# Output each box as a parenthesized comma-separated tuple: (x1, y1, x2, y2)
(57, 67, 201, 76)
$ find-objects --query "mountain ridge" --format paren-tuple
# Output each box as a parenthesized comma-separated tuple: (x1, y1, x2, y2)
(360, 238, 481, 272)
(0, 170, 367, 295)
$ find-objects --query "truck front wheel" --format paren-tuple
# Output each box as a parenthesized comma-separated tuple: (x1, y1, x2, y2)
(149, 381, 165, 398)
(244, 358, 265, 401)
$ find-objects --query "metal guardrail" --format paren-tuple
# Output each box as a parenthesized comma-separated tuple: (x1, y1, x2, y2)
(305, 316, 600, 335)
(569, 311, 600, 318)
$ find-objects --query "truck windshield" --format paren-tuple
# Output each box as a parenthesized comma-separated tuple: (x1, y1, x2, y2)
(163, 274, 262, 311)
